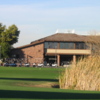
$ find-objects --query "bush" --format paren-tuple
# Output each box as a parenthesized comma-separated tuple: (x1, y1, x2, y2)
(59, 55, 100, 91)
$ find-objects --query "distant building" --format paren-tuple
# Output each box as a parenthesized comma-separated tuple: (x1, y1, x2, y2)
(11, 33, 91, 66)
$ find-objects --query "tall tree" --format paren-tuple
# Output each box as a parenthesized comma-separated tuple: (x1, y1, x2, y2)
(0, 23, 20, 58)
(5, 25, 20, 45)
(1, 24, 20, 44)
(1, 42, 11, 58)
(0, 23, 6, 42)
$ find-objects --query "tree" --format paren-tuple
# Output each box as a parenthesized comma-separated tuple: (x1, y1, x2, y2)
(5, 25, 20, 45)
(0, 24, 20, 45)
(0, 23, 20, 58)
(0, 23, 6, 42)
(0, 42, 11, 58)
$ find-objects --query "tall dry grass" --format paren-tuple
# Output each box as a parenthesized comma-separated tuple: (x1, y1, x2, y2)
(59, 55, 100, 91)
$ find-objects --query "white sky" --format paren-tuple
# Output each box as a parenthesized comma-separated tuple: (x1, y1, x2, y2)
(0, 0, 100, 47)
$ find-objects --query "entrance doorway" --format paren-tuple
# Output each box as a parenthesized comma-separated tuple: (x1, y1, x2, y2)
(60, 55, 73, 66)
(44, 56, 57, 66)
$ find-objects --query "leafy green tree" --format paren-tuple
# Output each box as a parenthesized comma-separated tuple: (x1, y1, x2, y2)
(0, 24, 20, 44)
(0, 23, 20, 58)
(5, 25, 20, 45)
(0, 23, 6, 42)
(0, 42, 11, 58)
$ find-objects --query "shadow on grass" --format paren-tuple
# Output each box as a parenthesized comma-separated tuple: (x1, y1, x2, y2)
(0, 77, 58, 82)
(0, 90, 100, 99)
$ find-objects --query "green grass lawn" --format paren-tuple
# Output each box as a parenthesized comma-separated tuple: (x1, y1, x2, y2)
(0, 66, 100, 100)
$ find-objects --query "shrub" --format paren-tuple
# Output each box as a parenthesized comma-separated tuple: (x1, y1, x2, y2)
(59, 55, 100, 91)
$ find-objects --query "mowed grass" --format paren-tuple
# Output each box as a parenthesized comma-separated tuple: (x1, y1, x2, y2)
(0, 67, 100, 100)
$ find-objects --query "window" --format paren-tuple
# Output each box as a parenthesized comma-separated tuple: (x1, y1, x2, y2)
(44, 42, 48, 48)
(44, 42, 58, 49)
(67, 43, 74, 49)
(60, 42, 74, 49)
(76, 43, 81, 49)
(60, 42, 65, 49)
(75, 42, 88, 49)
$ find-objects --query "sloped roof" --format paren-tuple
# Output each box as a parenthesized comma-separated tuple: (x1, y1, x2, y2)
(31, 33, 87, 44)
(15, 33, 88, 49)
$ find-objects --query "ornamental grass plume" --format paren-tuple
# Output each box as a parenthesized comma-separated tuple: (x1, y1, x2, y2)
(59, 55, 100, 91)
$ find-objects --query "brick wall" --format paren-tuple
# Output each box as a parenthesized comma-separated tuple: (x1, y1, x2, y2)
(11, 43, 44, 64)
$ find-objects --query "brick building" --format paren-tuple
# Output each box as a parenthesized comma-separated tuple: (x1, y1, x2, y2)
(11, 33, 91, 66)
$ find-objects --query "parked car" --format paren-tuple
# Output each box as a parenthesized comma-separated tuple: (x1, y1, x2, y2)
(3, 63, 9, 67)
(9, 63, 17, 67)
(33, 63, 36, 67)
(61, 61, 71, 67)
(24, 63, 30, 67)
(37, 63, 44, 67)
(47, 63, 50, 67)
(52, 63, 57, 67)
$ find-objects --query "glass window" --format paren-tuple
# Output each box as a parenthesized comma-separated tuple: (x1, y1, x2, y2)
(44, 42, 58, 49)
(65, 43, 69, 49)
(76, 43, 82, 49)
(60, 42, 74, 49)
(60, 42, 65, 49)
(68, 43, 74, 49)
(80, 43, 85, 49)
(75, 42, 88, 49)
(53, 42, 58, 48)
(44, 42, 49, 48)
(49, 42, 52, 48)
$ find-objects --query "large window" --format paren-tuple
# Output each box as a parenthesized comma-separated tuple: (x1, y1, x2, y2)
(44, 42, 48, 48)
(45, 42, 88, 49)
(60, 42, 74, 49)
(44, 42, 58, 49)
(75, 42, 88, 49)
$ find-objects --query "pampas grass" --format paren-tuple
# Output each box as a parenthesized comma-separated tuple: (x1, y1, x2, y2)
(59, 55, 100, 91)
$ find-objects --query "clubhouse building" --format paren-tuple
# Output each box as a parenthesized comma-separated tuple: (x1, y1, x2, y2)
(11, 32, 91, 66)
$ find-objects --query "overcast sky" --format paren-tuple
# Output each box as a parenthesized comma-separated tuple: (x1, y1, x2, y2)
(0, 0, 100, 47)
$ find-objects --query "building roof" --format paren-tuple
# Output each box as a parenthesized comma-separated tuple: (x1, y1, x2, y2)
(15, 33, 88, 49)
(31, 33, 87, 44)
